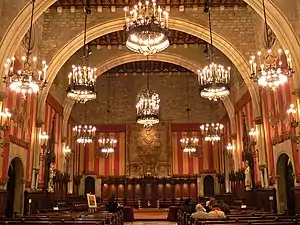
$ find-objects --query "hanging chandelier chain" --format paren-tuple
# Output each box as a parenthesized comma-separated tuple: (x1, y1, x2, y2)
(25, 0, 36, 64)
(208, 5, 214, 61)
(84, 103, 87, 124)
(185, 72, 191, 124)
(107, 74, 111, 123)
(146, 56, 150, 90)
(262, 0, 270, 49)
(82, 1, 91, 64)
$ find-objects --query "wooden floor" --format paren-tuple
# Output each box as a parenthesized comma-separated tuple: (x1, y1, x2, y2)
(133, 208, 168, 221)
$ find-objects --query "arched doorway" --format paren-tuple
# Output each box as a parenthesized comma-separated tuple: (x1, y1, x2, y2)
(5, 157, 24, 217)
(276, 153, 295, 215)
(203, 175, 215, 197)
(84, 176, 95, 195)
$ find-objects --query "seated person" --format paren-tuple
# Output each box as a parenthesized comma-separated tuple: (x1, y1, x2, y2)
(219, 200, 230, 214)
(107, 196, 118, 212)
(207, 204, 226, 219)
(204, 200, 211, 213)
(191, 204, 208, 219)
(181, 199, 192, 214)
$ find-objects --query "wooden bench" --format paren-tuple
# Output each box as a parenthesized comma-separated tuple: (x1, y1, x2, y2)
(178, 210, 300, 225)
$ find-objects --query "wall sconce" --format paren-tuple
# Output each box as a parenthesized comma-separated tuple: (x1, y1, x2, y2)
(39, 132, 49, 161)
(249, 128, 259, 158)
(0, 108, 11, 148)
(0, 108, 11, 132)
(224, 143, 233, 156)
(64, 146, 71, 171)
(63, 146, 71, 159)
(249, 128, 257, 146)
(287, 104, 298, 128)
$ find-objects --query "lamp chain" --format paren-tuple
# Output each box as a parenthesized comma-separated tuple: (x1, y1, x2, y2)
(25, 0, 36, 65)
(262, 0, 270, 48)
(107, 74, 111, 123)
(207, 0, 214, 62)
(82, 0, 91, 64)
(146, 56, 150, 90)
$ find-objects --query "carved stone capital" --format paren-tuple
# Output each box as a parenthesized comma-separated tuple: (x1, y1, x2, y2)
(36, 120, 44, 128)
(254, 116, 263, 125)
(258, 164, 267, 171)
(231, 133, 237, 140)
(0, 90, 7, 101)
(292, 88, 300, 98)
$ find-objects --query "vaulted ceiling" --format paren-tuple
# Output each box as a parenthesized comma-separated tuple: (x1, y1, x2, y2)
(52, 0, 247, 8)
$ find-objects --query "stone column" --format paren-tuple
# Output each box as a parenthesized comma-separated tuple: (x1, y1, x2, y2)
(197, 176, 203, 197)
(254, 117, 269, 188)
(231, 134, 238, 172)
(224, 154, 231, 193)
(31, 121, 43, 189)
(61, 140, 66, 172)
(292, 89, 300, 180)
(68, 153, 74, 194)
(95, 178, 102, 198)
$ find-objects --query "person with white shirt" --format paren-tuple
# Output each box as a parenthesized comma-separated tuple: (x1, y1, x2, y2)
(191, 204, 208, 219)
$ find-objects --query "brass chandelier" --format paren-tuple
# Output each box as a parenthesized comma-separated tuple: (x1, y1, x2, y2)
(73, 104, 96, 144)
(67, 2, 97, 103)
(4, 0, 47, 97)
(124, 0, 170, 55)
(73, 124, 96, 144)
(180, 73, 199, 155)
(198, 2, 230, 101)
(98, 74, 117, 155)
(200, 123, 224, 143)
(249, 0, 294, 91)
(136, 68, 160, 127)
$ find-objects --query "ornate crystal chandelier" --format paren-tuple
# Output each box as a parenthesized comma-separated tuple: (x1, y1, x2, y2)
(67, 3, 97, 103)
(180, 73, 199, 155)
(198, 3, 230, 101)
(98, 138, 117, 154)
(73, 124, 96, 144)
(249, 0, 294, 91)
(200, 123, 224, 143)
(3, 0, 47, 97)
(124, 0, 170, 55)
(136, 89, 160, 127)
(181, 137, 199, 154)
(98, 74, 117, 155)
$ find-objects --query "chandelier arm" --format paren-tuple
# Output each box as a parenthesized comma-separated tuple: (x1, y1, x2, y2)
(262, 0, 270, 49)
(25, 0, 36, 63)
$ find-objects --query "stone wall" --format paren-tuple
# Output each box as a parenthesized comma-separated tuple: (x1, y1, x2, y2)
(71, 71, 223, 124)
(40, 6, 259, 62)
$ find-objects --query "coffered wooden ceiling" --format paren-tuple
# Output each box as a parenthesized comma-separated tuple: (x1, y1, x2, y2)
(52, 0, 247, 7)
(89, 29, 206, 46)
(105, 61, 190, 74)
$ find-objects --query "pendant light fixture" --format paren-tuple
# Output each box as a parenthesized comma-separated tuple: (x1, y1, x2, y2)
(98, 73, 117, 156)
(198, 0, 231, 101)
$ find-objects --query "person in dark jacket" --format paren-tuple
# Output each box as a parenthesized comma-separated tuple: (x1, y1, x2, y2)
(107, 196, 118, 212)
(182, 199, 192, 214)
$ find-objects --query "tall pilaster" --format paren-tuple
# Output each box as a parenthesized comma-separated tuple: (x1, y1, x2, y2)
(31, 121, 43, 189)
(231, 134, 238, 172)
(254, 117, 268, 188)
(292, 89, 300, 181)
